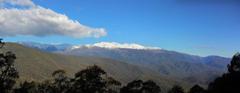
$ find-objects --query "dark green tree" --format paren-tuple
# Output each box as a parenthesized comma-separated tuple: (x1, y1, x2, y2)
(207, 53, 240, 93)
(70, 65, 121, 93)
(168, 85, 185, 93)
(37, 80, 54, 93)
(142, 80, 161, 93)
(120, 80, 143, 93)
(14, 81, 38, 93)
(189, 85, 206, 93)
(0, 39, 19, 93)
(51, 70, 71, 93)
(228, 52, 240, 73)
(105, 77, 121, 93)
(120, 80, 161, 93)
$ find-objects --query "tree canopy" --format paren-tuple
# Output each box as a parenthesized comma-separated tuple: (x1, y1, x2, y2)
(120, 80, 161, 93)
(188, 85, 206, 93)
(0, 39, 19, 93)
(207, 53, 240, 93)
(168, 85, 185, 93)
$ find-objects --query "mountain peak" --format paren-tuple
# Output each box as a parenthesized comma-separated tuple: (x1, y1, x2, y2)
(72, 42, 161, 50)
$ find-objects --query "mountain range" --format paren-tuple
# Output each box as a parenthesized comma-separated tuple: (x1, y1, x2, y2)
(19, 42, 231, 85)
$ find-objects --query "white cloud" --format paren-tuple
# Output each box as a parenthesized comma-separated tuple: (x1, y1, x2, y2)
(0, 0, 107, 38)
(0, 0, 35, 7)
(72, 42, 161, 50)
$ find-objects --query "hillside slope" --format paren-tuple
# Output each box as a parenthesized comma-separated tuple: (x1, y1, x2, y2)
(62, 47, 230, 84)
(0, 43, 191, 91)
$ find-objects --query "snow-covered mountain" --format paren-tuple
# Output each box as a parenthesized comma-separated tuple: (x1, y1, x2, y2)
(19, 41, 231, 85)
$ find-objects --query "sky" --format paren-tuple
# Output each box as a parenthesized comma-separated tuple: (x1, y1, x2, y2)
(0, 0, 240, 57)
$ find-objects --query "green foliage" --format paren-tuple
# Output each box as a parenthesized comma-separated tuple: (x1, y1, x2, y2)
(228, 52, 240, 73)
(120, 80, 161, 93)
(14, 65, 122, 93)
(14, 81, 38, 93)
(0, 39, 19, 93)
(188, 85, 206, 93)
(70, 65, 121, 93)
(207, 53, 240, 93)
(168, 85, 185, 93)
(51, 70, 70, 93)
(37, 80, 54, 93)
(142, 80, 161, 93)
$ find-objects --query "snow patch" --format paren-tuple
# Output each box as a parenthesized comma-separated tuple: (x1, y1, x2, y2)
(71, 42, 161, 50)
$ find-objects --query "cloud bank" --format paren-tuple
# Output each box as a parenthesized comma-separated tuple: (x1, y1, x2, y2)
(0, 0, 35, 7)
(0, 0, 107, 38)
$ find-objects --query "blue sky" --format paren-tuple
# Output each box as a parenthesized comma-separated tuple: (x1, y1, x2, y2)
(2, 0, 240, 57)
